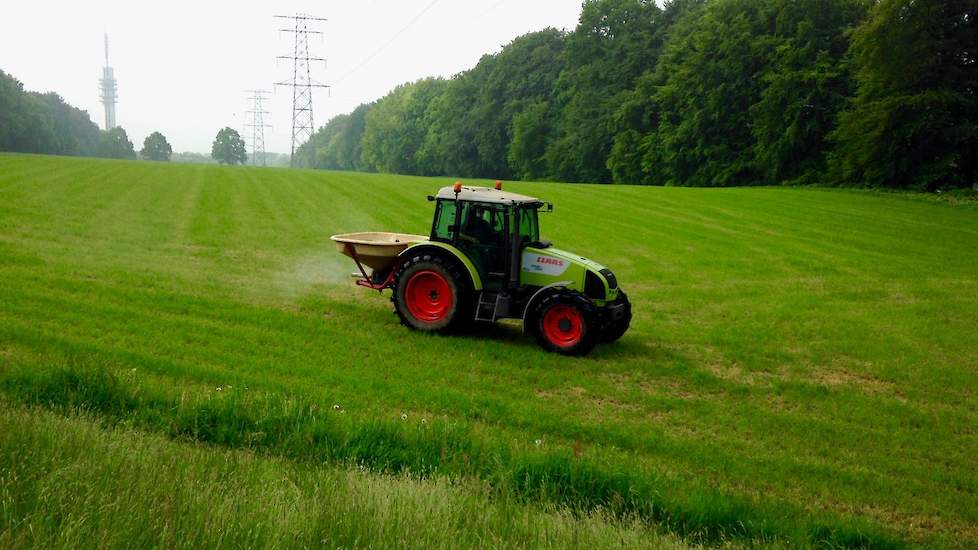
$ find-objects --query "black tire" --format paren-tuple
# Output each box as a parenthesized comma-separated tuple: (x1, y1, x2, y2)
(531, 290, 600, 356)
(601, 289, 632, 344)
(391, 253, 473, 333)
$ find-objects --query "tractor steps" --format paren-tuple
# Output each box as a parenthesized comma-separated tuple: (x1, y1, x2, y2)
(475, 292, 512, 322)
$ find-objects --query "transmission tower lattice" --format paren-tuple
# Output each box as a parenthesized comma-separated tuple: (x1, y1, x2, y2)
(245, 90, 271, 166)
(274, 14, 329, 167)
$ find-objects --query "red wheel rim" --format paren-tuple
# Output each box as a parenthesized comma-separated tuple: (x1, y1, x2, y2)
(405, 270, 454, 323)
(542, 304, 584, 347)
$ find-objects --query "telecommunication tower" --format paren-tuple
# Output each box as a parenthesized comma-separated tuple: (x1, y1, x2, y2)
(274, 14, 329, 167)
(99, 33, 118, 130)
(245, 90, 271, 166)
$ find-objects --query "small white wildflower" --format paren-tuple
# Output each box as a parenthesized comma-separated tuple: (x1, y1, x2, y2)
(535, 439, 542, 447)
(340, 410, 347, 414)
(216, 387, 222, 392)
(333, 404, 341, 410)
(421, 418, 427, 424)
(401, 413, 408, 420)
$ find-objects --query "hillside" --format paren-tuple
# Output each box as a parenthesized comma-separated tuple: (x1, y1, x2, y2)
(1, 153, 977, 547)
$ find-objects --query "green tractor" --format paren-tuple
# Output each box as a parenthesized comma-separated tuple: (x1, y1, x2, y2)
(332, 183, 630, 355)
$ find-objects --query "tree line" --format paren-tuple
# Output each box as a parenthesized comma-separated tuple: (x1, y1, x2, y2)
(1, 69, 103, 158)
(0, 68, 174, 161)
(297, 0, 976, 190)
(1, 69, 255, 166)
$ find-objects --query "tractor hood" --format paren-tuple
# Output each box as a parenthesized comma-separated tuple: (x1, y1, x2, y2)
(521, 246, 618, 302)
(529, 247, 608, 274)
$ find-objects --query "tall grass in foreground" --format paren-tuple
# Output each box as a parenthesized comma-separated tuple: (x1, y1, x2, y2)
(0, 401, 705, 550)
(0, 361, 901, 549)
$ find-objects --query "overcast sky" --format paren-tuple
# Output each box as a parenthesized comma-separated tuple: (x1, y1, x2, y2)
(0, 0, 584, 154)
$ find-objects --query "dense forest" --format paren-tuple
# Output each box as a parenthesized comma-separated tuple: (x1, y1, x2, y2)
(0, 70, 158, 159)
(0, 69, 145, 160)
(0, 69, 102, 158)
(298, 0, 977, 190)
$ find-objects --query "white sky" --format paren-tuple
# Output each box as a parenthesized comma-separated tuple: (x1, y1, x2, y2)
(0, 0, 584, 154)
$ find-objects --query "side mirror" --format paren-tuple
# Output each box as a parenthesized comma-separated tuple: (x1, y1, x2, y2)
(427, 195, 435, 202)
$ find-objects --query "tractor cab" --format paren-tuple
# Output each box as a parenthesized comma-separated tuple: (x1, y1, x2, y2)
(428, 184, 549, 291)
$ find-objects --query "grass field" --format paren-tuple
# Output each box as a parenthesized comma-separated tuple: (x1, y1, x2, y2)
(1, 153, 976, 548)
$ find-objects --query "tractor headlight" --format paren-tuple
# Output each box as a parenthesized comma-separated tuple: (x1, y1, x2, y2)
(599, 268, 618, 290)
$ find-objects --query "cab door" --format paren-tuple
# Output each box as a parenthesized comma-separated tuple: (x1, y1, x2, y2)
(456, 203, 509, 290)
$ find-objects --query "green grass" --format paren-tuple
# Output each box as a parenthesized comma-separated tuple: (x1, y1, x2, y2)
(0, 401, 700, 549)
(1, 153, 977, 547)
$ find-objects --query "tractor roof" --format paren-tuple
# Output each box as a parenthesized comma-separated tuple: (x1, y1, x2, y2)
(436, 186, 541, 206)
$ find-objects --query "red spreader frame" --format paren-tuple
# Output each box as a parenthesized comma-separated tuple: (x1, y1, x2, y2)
(343, 242, 405, 292)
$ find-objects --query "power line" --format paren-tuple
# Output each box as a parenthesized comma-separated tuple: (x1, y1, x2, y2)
(333, 0, 442, 86)
(474, 0, 511, 25)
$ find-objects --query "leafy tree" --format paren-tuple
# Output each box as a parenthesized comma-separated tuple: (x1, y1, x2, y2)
(622, 0, 863, 186)
(98, 127, 136, 159)
(545, 0, 665, 183)
(141, 131, 173, 161)
(750, 0, 867, 184)
(0, 69, 101, 157)
(0, 69, 48, 153)
(642, 0, 780, 186)
(464, 29, 566, 179)
(295, 114, 350, 169)
(323, 105, 371, 171)
(605, 0, 710, 184)
(831, 0, 978, 190)
(295, 104, 373, 171)
(416, 29, 566, 179)
(31, 92, 102, 157)
(361, 78, 447, 175)
(211, 127, 247, 165)
(416, 73, 484, 177)
(508, 101, 555, 180)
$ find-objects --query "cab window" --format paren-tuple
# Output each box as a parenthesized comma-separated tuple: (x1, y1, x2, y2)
(431, 200, 457, 241)
(518, 207, 539, 243)
(460, 204, 506, 246)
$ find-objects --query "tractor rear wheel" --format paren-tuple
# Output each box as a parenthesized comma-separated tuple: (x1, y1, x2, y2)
(532, 291, 599, 356)
(392, 253, 472, 333)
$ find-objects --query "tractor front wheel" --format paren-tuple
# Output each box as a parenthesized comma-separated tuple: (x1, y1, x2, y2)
(601, 289, 632, 343)
(532, 291, 599, 356)
(392, 254, 471, 333)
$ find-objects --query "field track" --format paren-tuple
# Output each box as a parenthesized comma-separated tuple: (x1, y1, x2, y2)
(1, 153, 977, 547)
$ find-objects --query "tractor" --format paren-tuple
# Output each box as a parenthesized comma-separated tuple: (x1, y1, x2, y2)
(332, 182, 631, 355)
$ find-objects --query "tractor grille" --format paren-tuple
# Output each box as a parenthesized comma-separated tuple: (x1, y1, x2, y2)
(600, 268, 618, 290)
(585, 271, 604, 299)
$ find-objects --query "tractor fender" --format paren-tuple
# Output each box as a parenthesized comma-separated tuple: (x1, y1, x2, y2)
(400, 242, 484, 291)
(521, 281, 573, 333)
